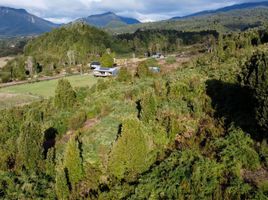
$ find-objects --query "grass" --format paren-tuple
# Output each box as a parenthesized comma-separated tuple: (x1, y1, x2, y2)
(0, 93, 40, 110)
(0, 74, 97, 98)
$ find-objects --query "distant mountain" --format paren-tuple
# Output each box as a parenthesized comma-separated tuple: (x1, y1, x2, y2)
(77, 12, 140, 28)
(172, 1, 268, 19)
(0, 6, 59, 37)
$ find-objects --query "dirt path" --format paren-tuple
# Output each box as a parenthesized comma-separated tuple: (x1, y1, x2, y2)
(58, 118, 99, 145)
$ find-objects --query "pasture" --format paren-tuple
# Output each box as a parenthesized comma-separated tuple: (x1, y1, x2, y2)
(0, 74, 97, 109)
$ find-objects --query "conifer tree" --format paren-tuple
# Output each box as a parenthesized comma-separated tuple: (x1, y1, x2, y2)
(64, 138, 83, 189)
(55, 163, 70, 200)
(240, 51, 268, 133)
(54, 79, 77, 110)
(100, 52, 114, 68)
(17, 120, 43, 171)
(108, 118, 154, 181)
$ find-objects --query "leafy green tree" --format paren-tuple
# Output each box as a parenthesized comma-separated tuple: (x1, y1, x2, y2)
(136, 61, 152, 78)
(108, 118, 155, 181)
(17, 120, 43, 171)
(140, 91, 158, 123)
(117, 67, 132, 82)
(64, 138, 84, 189)
(100, 52, 114, 68)
(240, 51, 268, 133)
(55, 163, 70, 200)
(54, 79, 77, 110)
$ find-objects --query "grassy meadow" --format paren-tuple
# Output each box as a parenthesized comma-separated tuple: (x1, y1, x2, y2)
(0, 74, 97, 109)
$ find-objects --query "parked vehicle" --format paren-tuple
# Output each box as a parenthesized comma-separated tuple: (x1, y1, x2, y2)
(89, 61, 101, 69)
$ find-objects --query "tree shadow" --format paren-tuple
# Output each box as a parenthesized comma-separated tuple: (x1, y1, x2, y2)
(43, 127, 57, 158)
(206, 79, 261, 140)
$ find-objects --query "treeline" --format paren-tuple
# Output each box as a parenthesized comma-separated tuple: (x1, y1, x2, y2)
(0, 23, 218, 83)
(116, 29, 218, 55)
(109, 8, 268, 34)
(0, 37, 28, 57)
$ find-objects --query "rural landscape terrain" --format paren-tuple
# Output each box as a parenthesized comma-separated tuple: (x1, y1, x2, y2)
(1, 1, 268, 199)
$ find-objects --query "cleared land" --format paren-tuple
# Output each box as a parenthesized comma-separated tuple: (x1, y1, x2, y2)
(0, 74, 97, 109)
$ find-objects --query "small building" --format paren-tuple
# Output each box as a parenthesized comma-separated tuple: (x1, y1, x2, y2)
(93, 67, 119, 77)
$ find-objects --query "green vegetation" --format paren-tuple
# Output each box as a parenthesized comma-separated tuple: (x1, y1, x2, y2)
(0, 23, 217, 82)
(100, 52, 115, 67)
(108, 8, 268, 34)
(1, 23, 268, 199)
(54, 79, 77, 110)
(0, 75, 97, 98)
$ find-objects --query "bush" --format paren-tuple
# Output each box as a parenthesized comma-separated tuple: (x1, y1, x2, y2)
(54, 79, 77, 110)
(165, 56, 176, 64)
(136, 61, 152, 78)
(68, 111, 87, 130)
(213, 127, 260, 172)
(239, 50, 268, 133)
(117, 67, 132, 82)
(108, 118, 156, 181)
(100, 52, 114, 68)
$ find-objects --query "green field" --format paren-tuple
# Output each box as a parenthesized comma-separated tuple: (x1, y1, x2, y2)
(0, 75, 97, 97)
(0, 75, 97, 109)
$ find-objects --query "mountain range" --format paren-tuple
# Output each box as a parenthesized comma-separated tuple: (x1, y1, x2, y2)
(1, 1, 268, 36)
(171, 1, 268, 19)
(76, 12, 140, 28)
(0, 7, 59, 37)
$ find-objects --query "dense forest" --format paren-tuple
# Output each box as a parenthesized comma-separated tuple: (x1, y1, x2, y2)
(1, 23, 268, 199)
(109, 8, 268, 34)
(0, 37, 28, 57)
(0, 23, 217, 83)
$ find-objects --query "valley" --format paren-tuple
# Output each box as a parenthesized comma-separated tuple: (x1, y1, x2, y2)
(1, 1, 268, 199)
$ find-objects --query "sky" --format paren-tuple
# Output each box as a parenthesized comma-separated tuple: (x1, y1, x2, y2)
(0, 0, 267, 23)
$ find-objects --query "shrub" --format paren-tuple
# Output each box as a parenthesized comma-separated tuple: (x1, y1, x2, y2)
(117, 67, 132, 82)
(68, 111, 87, 130)
(54, 79, 77, 110)
(17, 120, 43, 171)
(100, 52, 114, 68)
(239, 50, 268, 133)
(64, 138, 84, 189)
(108, 118, 155, 181)
(136, 61, 152, 78)
(213, 127, 260, 172)
(140, 91, 158, 123)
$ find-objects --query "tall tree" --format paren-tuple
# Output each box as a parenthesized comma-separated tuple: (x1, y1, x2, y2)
(17, 120, 43, 171)
(64, 138, 84, 190)
(54, 79, 77, 110)
(240, 51, 268, 134)
(55, 163, 70, 200)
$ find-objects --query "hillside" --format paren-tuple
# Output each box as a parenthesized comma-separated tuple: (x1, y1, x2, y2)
(0, 7, 59, 37)
(109, 7, 268, 34)
(172, 1, 268, 19)
(76, 12, 140, 28)
(0, 26, 268, 199)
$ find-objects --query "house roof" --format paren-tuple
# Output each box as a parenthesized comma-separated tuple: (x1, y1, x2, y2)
(94, 67, 118, 72)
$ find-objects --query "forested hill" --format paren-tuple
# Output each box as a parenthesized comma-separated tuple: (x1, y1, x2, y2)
(171, 1, 268, 19)
(0, 23, 217, 83)
(0, 7, 59, 37)
(76, 12, 140, 28)
(109, 7, 268, 34)
(23, 23, 115, 66)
